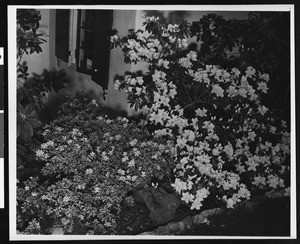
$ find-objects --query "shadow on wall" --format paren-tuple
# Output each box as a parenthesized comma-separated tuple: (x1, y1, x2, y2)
(38, 73, 131, 124)
(39, 88, 130, 124)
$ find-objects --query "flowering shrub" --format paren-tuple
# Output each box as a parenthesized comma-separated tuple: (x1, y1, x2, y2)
(17, 93, 175, 234)
(112, 17, 290, 211)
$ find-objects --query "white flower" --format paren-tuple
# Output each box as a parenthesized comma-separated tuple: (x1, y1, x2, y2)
(178, 57, 192, 69)
(36, 150, 44, 158)
(190, 199, 203, 210)
(246, 160, 259, 172)
(41, 195, 49, 200)
(182, 39, 188, 48)
(104, 222, 112, 227)
(224, 143, 234, 158)
(77, 184, 86, 190)
(195, 108, 207, 117)
(238, 88, 248, 98)
(63, 196, 71, 202)
(114, 79, 121, 90)
(91, 99, 98, 107)
(211, 84, 224, 97)
(115, 134, 121, 140)
(235, 163, 245, 174)
(222, 196, 235, 208)
(85, 168, 93, 175)
(172, 178, 187, 194)
(284, 187, 290, 196)
(227, 85, 238, 97)
(184, 130, 195, 142)
(196, 188, 210, 199)
(121, 154, 129, 162)
(237, 185, 251, 199)
(110, 34, 119, 43)
(252, 176, 266, 189)
(128, 159, 135, 167)
(181, 192, 194, 203)
(257, 82, 268, 93)
(169, 88, 177, 98)
(248, 131, 256, 141)
(258, 105, 268, 115)
(158, 59, 170, 69)
(267, 175, 280, 189)
(187, 51, 197, 61)
(167, 24, 180, 32)
(41, 144, 48, 149)
(129, 139, 138, 147)
(202, 121, 215, 132)
(231, 67, 241, 77)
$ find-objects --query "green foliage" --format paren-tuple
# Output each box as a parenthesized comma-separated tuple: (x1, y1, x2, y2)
(17, 103, 42, 140)
(17, 69, 68, 108)
(17, 9, 47, 60)
(16, 9, 69, 165)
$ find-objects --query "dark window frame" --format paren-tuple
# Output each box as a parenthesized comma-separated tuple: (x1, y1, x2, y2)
(55, 9, 113, 90)
(75, 9, 113, 90)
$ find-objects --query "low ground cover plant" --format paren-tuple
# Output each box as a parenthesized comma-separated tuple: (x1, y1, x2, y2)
(17, 93, 175, 234)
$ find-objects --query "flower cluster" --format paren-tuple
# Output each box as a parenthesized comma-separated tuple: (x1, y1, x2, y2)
(17, 93, 175, 234)
(112, 17, 290, 210)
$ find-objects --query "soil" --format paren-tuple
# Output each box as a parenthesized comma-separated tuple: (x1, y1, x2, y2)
(179, 197, 290, 236)
(116, 196, 290, 236)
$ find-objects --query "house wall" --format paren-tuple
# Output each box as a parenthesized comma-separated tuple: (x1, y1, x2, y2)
(22, 9, 249, 122)
(38, 9, 145, 122)
(20, 9, 51, 74)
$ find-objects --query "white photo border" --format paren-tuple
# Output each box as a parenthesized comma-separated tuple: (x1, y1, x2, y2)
(8, 4, 296, 240)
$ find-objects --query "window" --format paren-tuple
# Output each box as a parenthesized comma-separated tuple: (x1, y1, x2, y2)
(55, 9, 113, 90)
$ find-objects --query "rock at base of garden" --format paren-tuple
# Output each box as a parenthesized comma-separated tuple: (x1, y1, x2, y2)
(49, 227, 65, 235)
(135, 189, 182, 225)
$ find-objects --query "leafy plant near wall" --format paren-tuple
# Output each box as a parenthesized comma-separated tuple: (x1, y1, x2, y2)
(111, 15, 290, 212)
(16, 9, 68, 164)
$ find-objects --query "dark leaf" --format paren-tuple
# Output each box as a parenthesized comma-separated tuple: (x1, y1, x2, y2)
(24, 104, 34, 115)
(17, 103, 25, 114)
(28, 117, 42, 128)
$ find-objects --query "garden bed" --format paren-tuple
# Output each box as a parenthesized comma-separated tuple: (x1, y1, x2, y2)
(16, 10, 291, 237)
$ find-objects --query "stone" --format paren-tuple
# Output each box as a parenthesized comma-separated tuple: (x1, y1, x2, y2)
(49, 227, 64, 235)
(167, 222, 180, 233)
(149, 194, 182, 225)
(155, 226, 169, 235)
(134, 188, 182, 225)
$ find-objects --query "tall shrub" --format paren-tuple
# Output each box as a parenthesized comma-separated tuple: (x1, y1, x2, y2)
(112, 16, 290, 210)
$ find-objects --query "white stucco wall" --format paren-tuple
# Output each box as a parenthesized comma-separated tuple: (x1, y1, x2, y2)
(20, 9, 51, 75)
(45, 9, 144, 119)
(24, 9, 249, 121)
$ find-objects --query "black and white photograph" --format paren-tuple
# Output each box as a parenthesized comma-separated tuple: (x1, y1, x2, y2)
(6, 4, 296, 241)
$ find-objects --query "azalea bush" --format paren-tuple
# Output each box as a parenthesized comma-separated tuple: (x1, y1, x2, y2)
(17, 93, 175, 234)
(111, 16, 290, 211)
